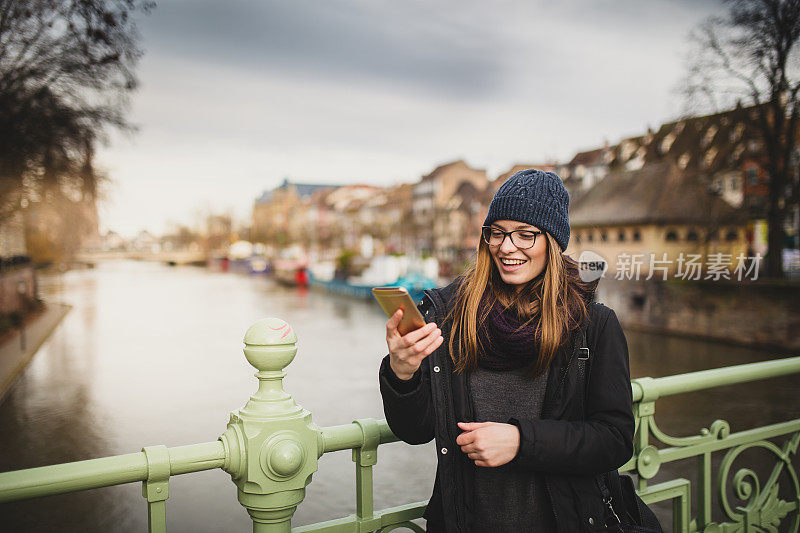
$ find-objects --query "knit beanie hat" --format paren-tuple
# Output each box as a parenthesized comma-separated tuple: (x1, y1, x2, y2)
(483, 168, 570, 251)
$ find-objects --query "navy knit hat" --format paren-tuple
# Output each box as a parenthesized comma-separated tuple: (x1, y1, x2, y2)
(483, 169, 570, 251)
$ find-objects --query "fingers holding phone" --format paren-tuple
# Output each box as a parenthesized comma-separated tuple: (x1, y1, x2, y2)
(386, 308, 443, 380)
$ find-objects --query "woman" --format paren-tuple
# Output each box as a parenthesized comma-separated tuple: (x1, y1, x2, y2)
(379, 169, 635, 532)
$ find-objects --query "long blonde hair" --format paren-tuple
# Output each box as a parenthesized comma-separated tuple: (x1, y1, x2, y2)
(446, 233, 596, 376)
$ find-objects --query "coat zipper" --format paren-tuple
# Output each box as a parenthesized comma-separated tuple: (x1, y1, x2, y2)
(544, 478, 561, 529)
(543, 334, 579, 531)
(424, 289, 468, 533)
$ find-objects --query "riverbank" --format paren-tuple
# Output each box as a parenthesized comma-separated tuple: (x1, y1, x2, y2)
(599, 277, 800, 351)
(0, 301, 71, 403)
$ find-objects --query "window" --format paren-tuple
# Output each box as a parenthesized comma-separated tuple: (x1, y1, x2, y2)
(725, 229, 738, 242)
(575, 232, 582, 244)
(704, 147, 718, 168)
(621, 141, 636, 160)
(732, 144, 745, 162)
(660, 133, 676, 153)
(618, 230, 626, 242)
(665, 230, 679, 242)
(633, 229, 641, 242)
(706, 230, 718, 242)
(731, 123, 745, 142)
(747, 168, 759, 186)
(587, 232, 594, 242)
(702, 125, 718, 147)
(686, 229, 699, 241)
(600, 232, 608, 242)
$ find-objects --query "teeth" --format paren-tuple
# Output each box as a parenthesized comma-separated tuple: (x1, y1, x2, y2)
(501, 259, 526, 265)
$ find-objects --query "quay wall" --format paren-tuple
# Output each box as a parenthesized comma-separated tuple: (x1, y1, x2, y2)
(597, 277, 800, 351)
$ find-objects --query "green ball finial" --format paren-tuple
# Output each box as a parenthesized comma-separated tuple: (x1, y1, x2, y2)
(243, 318, 298, 373)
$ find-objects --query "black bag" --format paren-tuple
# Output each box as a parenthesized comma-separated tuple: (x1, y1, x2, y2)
(574, 313, 663, 533)
(596, 470, 663, 533)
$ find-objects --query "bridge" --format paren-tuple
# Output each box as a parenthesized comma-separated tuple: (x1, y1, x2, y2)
(0, 317, 798, 532)
(75, 249, 207, 266)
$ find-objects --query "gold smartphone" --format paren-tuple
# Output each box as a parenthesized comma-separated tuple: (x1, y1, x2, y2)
(372, 286, 427, 335)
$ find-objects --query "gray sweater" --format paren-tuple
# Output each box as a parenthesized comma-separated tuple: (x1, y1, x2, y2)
(468, 365, 556, 532)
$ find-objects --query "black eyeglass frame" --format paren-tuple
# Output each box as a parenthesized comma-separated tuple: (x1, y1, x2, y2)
(481, 225, 544, 249)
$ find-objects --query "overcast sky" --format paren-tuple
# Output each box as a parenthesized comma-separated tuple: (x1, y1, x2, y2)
(97, 0, 722, 238)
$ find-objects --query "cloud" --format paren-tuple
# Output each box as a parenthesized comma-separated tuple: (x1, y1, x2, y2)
(102, 0, 725, 235)
(143, 0, 509, 98)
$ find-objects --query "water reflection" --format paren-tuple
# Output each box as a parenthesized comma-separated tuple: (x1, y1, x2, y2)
(0, 261, 797, 531)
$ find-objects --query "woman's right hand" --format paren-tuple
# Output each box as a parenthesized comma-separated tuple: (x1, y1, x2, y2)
(386, 308, 443, 380)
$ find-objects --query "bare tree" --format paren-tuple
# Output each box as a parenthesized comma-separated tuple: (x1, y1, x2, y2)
(685, 0, 800, 278)
(0, 0, 153, 223)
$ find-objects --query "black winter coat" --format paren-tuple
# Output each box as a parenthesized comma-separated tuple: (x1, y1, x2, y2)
(379, 279, 635, 532)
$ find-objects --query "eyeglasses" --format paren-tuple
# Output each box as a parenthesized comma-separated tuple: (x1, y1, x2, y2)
(481, 226, 543, 249)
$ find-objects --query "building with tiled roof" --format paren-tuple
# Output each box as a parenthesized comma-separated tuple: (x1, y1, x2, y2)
(412, 160, 488, 255)
(252, 179, 343, 245)
(563, 145, 616, 199)
(566, 161, 748, 276)
(604, 106, 774, 218)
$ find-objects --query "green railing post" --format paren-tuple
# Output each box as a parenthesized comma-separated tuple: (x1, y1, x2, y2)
(632, 377, 661, 493)
(142, 444, 170, 533)
(352, 418, 381, 530)
(218, 318, 319, 532)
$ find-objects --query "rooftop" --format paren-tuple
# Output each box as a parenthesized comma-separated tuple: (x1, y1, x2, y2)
(569, 160, 747, 227)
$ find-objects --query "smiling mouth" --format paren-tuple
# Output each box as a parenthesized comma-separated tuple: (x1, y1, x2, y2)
(500, 258, 527, 265)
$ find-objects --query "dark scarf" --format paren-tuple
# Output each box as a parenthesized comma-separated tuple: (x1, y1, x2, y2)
(477, 296, 540, 371)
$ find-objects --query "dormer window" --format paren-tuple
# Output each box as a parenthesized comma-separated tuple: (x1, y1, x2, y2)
(661, 133, 676, 154)
(704, 147, 718, 168)
(731, 123, 745, 142)
(732, 144, 745, 162)
(621, 141, 637, 160)
(702, 125, 718, 147)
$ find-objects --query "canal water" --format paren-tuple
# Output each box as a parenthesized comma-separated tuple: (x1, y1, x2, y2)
(0, 260, 798, 532)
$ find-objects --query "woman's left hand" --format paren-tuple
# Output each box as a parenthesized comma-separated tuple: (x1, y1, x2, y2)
(456, 421, 520, 467)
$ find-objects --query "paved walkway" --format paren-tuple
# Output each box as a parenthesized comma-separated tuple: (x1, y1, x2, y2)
(0, 302, 71, 402)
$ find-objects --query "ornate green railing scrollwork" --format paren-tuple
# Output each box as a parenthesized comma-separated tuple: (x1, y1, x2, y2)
(628, 359, 800, 533)
(648, 417, 731, 448)
(712, 432, 800, 532)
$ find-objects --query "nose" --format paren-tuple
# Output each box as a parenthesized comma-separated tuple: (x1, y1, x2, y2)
(499, 234, 518, 253)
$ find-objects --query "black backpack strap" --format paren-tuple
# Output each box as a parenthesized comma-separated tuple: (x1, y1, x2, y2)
(574, 304, 592, 412)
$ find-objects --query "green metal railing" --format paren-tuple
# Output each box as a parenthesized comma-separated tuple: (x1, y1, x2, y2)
(0, 317, 798, 532)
